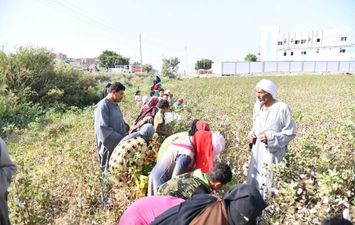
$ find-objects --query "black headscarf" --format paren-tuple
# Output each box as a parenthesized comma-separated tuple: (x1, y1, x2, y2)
(224, 184, 268, 225)
(150, 194, 216, 225)
(155, 75, 161, 84)
(150, 184, 268, 225)
(188, 119, 199, 136)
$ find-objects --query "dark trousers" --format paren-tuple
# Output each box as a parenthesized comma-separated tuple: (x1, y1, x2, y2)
(0, 191, 10, 225)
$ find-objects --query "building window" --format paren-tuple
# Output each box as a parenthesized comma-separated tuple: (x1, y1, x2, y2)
(301, 39, 306, 44)
(301, 51, 306, 55)
(284, 39, 287, 44)
(340, 37, 347, 41)
(317, 38, 321, 42)
(284, 52, 287, 56)
(295, 40, 300, 44)
(340, 48, 346, 53)
(316, 49, 319, 53)
(278, 41, 283, 45)
(291, 52, 294, 56)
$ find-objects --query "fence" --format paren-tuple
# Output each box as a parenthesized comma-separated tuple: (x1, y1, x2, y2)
(221, 61, 355, 75)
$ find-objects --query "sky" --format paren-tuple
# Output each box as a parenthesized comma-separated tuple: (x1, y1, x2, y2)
(0, 0, 354, 74)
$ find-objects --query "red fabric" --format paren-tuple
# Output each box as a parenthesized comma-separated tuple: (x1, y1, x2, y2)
(154, 83, 160, 90)
(196, 121, 210, 132)
(193, 130, 214, 173)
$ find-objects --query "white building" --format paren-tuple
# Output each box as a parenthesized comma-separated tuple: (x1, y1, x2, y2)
(260, 26, 355, 61)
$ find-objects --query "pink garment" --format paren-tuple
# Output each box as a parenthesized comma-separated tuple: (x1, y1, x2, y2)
(118, 196, 184, 225)
(196, 121, 210, 131)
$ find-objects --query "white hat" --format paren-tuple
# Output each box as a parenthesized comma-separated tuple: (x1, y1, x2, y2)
(256, 79, 277, 99)
(142, 96, 149, 104)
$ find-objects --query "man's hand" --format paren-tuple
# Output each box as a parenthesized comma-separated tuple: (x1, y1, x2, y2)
(258, 133, 268, 144)
(248, 134, 257, 143)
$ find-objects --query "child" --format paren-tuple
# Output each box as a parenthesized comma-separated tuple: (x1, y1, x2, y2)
(159, 88, 165, 100)
(154, 100, 171, 137)
(135, 90, 142, 105)
(157, 162, 233, 199)
(164, 90, 173, 103)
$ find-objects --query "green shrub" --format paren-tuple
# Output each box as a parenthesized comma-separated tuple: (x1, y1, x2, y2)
(0, 93, 45, 135)
(0, 47, 55, 101)
(50, 63, 100, 107)
(0, 47, 101, 108)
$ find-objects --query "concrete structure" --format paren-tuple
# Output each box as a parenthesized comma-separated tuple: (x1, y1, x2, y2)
(260, 26, 355, 61)
(221, 61, 355, 75)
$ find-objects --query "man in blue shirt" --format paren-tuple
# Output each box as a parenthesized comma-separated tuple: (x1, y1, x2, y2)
(94, 82, 128, 172)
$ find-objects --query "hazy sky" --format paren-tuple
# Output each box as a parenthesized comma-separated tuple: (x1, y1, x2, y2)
(0, 0, 354, 73)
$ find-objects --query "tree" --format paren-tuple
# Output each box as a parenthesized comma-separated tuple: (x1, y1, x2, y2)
(132, 61, 141, 68)
(0, 47, 55, 100)
(0, 47, 98, 106)
(97, 50, 130, 69)
(161, 57, 180, 79)
(244, 54, 258, 62)
(143, 64, 153, 73)
(195, 59, 213, 70)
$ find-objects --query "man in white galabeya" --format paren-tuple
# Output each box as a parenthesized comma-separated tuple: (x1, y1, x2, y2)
(247, 79, 296, 196)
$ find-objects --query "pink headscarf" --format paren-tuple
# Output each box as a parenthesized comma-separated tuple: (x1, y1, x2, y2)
(140, 96, 159, 114)
(196, 121, 210, 131)
(176, 98, 184, 103)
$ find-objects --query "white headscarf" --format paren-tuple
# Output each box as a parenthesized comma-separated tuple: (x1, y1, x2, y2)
(142, 96, 149, 105)
(256, 79, 277, 99)
(212, 131, 225, 158)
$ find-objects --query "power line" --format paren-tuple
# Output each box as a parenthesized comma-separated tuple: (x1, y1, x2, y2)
(35, 0, 190, 66)
(36, 0, 137, 48)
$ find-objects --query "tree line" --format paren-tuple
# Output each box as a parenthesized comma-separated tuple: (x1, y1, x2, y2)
(98, 50, 257, 78)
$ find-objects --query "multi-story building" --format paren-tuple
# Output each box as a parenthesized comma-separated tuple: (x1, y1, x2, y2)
(55, 53, 67, 60)
(260, 26, 355, 61)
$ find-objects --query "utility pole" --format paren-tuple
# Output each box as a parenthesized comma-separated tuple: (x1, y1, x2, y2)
(139, 33, 143, 74)
(185, 45, 188, 76)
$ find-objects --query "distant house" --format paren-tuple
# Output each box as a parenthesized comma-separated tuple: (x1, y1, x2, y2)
(110, 65, 132, 73)
(66, 58, 98, 71)
(55, 53, 67, 60)
(67, 58, 81, 68)
(53, 53, 99, 72)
